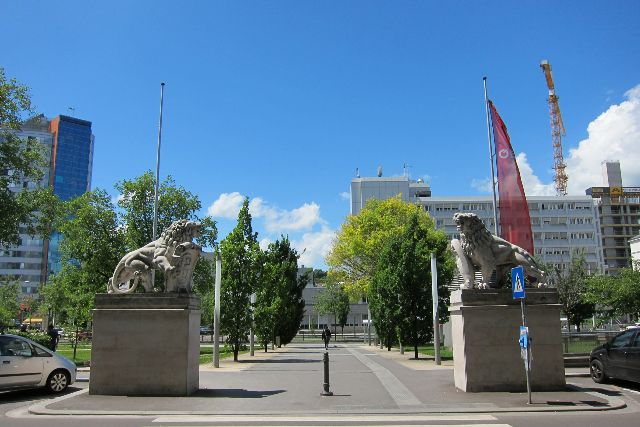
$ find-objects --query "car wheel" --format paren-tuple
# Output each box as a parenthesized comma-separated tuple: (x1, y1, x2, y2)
(590, 359, 607, 384)
(46, 370, 70, 393)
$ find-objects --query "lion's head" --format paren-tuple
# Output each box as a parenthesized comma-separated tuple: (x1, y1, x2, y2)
(453, 213, 493, 255)
(161, 219, 202, 246)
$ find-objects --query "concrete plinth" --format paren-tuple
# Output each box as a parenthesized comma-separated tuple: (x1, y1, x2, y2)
(89, 293, 200, 396)
(450, 289, 565, 392)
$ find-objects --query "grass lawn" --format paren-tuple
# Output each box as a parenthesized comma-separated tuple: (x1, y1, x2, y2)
(55, 342, 244, 366)
(416, 344, 454, 360)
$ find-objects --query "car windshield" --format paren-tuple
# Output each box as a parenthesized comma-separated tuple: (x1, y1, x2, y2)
(610, 330, 636, 348)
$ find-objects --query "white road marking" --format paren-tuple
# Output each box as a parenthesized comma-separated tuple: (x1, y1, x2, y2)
(152, 414, 499, 423)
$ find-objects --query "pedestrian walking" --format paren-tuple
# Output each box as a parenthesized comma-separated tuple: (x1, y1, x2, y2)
(322, 325, 332, 350)
(47, 324, 60, 352)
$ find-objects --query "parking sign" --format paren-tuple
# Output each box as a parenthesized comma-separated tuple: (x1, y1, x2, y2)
(512, 266, 525, 299)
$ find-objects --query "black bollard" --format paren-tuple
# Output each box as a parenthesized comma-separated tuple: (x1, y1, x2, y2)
(321, 351, 333, 396)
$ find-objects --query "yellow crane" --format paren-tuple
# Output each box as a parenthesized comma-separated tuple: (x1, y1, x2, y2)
(540, 60, 568, 195)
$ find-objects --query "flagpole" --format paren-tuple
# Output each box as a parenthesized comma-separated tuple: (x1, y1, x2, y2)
(483, 77, 499, 236)
(150, 82, 165, 289)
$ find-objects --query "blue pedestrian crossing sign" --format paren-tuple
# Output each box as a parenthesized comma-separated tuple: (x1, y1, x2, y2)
(512, 266, 525, 299)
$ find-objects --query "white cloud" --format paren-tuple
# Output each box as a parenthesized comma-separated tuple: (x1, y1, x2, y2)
(291, 226, 336, 268)
(564, 85, 640, 194)
(471, 177, 494, 193)
(250, 198, 323, 233)
(206, 192, 245, 219)
(515, 153, 556, 196)
(259, 237, 273, 251)
(339, 191, 350, 201)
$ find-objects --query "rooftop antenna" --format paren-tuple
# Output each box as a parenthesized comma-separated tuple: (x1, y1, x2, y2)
(377, 165, 383, 177)
(355, 167, 360, 178)
(403, 162, 412, 179)
(67, 107, 76, 116)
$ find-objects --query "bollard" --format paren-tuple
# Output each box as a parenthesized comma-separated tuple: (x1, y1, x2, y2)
(321, 351, 333, 396)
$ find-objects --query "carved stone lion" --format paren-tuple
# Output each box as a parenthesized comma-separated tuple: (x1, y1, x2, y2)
(450, 212, 547, 290)
(108, 219, 202, 294)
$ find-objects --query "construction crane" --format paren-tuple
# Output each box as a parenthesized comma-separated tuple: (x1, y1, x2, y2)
(540, 60, 568, 195)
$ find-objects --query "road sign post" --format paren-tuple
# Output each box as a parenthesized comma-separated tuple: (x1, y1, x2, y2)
(512, 266, 532, 404)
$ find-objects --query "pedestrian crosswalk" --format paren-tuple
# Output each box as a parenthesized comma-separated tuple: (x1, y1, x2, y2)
(151, 413, 511, 426)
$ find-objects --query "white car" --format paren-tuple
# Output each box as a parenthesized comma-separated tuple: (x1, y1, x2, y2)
(0, 333, 77, 393)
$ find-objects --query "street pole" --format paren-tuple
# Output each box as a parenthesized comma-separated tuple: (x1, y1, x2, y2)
(367, 307, 372, 346)
(431, 253, 441, 365)
(213, 252, 221, 368)
(250, 293, 256, 356)
(521, 299, 532, 404)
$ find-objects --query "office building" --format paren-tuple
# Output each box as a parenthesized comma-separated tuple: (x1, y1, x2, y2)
(351, 174, 605, 275)
(586, 162, 640, 275)
(0, 115, 94, 297)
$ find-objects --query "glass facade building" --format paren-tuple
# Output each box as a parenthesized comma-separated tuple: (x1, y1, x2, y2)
(0, 115, 94, 298)
(46, 116, 94, 277)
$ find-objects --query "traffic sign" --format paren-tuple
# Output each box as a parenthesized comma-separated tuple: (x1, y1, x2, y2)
(512, 266, 525, 299)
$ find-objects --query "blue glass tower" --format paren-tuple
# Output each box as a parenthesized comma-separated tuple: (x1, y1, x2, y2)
(46, 116, 94, 276)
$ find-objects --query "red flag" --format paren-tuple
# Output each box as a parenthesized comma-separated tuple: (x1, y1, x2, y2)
(488, 101, 534, 254)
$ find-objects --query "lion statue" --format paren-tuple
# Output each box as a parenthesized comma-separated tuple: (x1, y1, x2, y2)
(450, 212, 547, 290)
(108, 219, 202, 294)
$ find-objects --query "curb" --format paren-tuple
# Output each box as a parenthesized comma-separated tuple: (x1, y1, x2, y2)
(27, 385, 627, 417)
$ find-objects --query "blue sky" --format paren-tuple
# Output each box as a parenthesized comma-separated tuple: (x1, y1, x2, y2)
(3, 1, 640, 268)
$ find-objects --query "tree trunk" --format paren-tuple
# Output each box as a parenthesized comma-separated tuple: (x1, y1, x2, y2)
(264, 342, 267, 352)
(414, 345, 418, 360)
(233, 342, 239, 361)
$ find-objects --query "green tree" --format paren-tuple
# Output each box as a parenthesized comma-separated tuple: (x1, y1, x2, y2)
(41, 189, 125, 356)
(315, 278, 350, 339)
(550, 254, 595, 331)
(42, 265, 93, 358)
(585, 267, 640, 321)
(369, 212, 454, 358)
(56, 190, 125, 287)
(0, 280, 20, 331)
(115, 171, 203, 249)
(114, 172, 216, 289)
(192, 255, 216, 331)
(267, 237, 305, 346)
(220, 198, 261, 361)
(327, 196, 438, 297)
(0, 68, 56, 247)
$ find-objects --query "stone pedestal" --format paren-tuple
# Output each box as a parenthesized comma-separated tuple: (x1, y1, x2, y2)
(450, 289, 565, 392)
(89, 293, 200, 396)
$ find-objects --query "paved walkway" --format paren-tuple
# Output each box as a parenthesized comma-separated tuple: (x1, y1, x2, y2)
(30, 342, 625, 416)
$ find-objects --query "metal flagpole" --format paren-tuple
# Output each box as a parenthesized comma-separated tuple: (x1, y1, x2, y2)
(152, 83, 165, 243)
(483, 77, 499, 235)
(151, 82, 165, 289)
(214, 251, 221, 367)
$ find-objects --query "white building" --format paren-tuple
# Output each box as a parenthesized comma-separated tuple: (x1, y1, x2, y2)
(298, 268, 370, 331)
(351, 176, 605, 274)
(0, 119, 53, 297)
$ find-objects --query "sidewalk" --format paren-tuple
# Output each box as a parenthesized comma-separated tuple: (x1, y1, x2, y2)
(30, 342, 625, 417)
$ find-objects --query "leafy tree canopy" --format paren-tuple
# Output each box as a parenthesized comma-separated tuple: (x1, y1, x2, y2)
(0, 279, 20, 331)
(547, 253, 594, 331)
(585, 267, 640, 321)
(369, 212, 454, 356)
(327, 196, 439, 297)
(0, 68, 56, 247)
(315, 278, 350, 336)
(220, 197, 261, 361)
